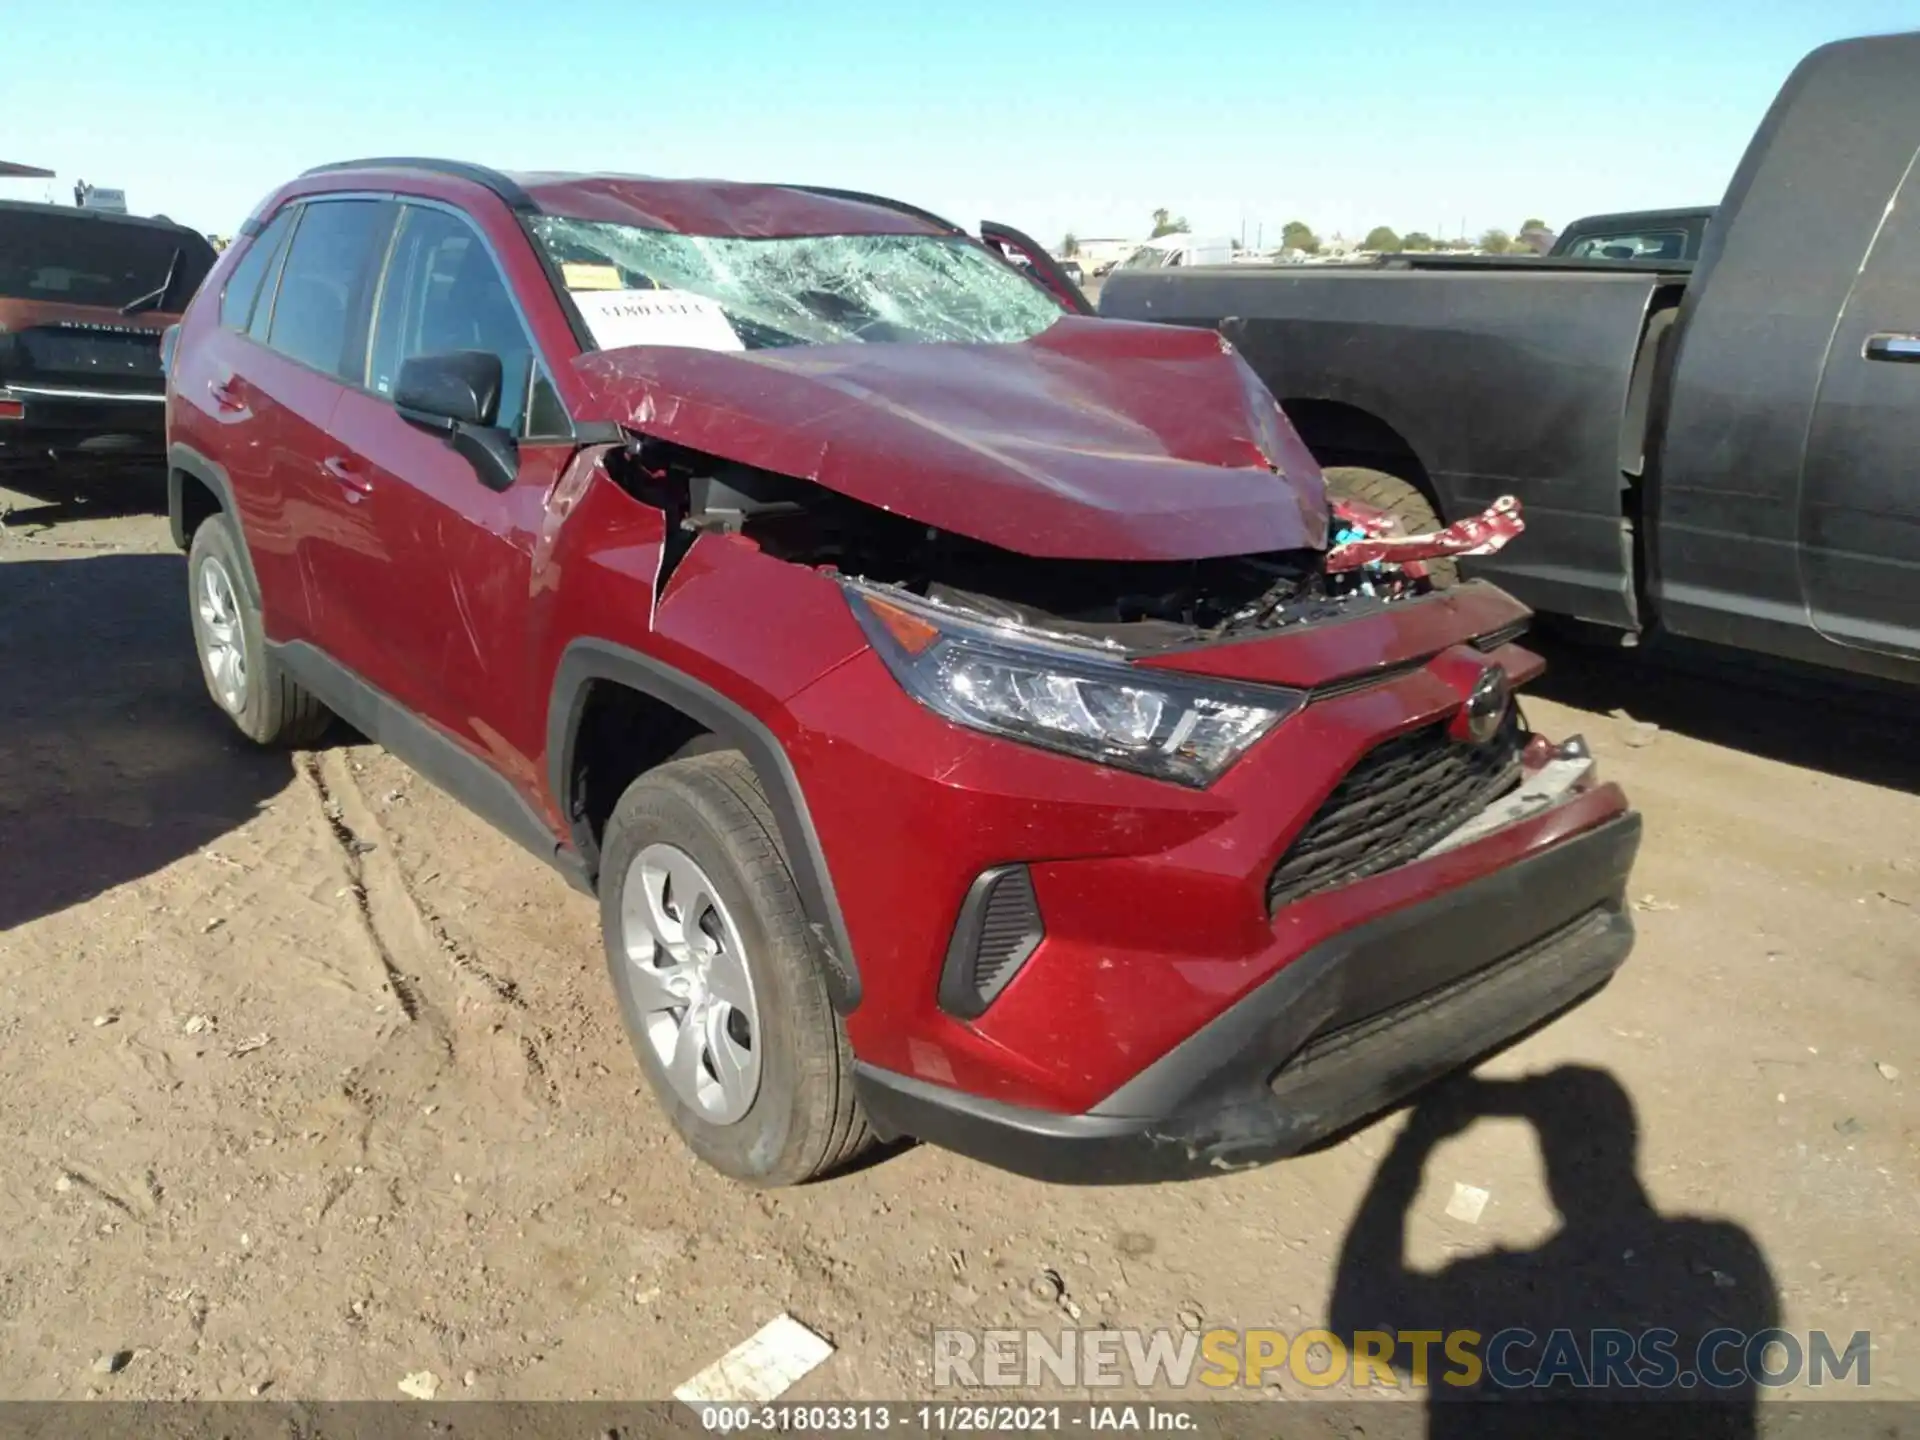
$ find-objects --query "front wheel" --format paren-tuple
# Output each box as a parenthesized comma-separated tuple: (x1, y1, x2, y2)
(598, 751, 872, 1186)
(1322, 466, 1458, 588)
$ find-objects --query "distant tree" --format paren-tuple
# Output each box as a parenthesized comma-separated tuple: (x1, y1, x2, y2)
(1149, 208, 1190, 238)
(1516, 222, 1556, 255)
(1479, 227, 1514, 253)
(1519, 217, 1548, 233)
(1281, 219, 1321, 254)
(1401, 230, 1436, 251)
(1362, 225, 1401, 253)
(1061, 232, 1080, 257)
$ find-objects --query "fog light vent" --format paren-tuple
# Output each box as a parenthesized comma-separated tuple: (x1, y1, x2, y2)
(938, 864, 1043, 1020)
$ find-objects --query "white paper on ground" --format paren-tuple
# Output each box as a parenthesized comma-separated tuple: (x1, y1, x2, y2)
(574, 288, 744, 353)
(1445, 1182, 1492, 1224)
(673, 1313, 835, 1404)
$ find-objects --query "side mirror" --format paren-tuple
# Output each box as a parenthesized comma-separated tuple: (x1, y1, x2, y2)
(394, 350, 517, 493)
(395, 350, 502, 429)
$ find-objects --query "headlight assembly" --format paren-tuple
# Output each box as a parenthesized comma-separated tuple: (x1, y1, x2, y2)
(844, 582, 1301, 787)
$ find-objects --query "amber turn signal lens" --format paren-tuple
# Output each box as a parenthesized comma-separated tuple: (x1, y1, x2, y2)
(862, 595, 941, 655)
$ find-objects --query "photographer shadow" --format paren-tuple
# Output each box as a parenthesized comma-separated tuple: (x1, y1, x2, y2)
(1328, 1066, 1779, 1438)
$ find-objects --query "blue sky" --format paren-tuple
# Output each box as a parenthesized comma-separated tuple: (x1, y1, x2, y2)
(3, 1, 1915, 244)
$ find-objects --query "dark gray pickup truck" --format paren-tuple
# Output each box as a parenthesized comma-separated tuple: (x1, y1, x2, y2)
(1548, 207, 1714, 263)
(1100, 32, 1920, 687)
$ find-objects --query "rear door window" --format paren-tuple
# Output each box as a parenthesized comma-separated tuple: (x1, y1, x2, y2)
(368, 204, 543, 434)
(265, 199, 395, 379)
(219, 208, 294, 330)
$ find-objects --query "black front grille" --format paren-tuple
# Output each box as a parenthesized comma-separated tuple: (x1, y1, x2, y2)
(1267, 718, 1523, 912)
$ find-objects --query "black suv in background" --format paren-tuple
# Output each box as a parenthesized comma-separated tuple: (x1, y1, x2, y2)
(0, 201, 215, 480)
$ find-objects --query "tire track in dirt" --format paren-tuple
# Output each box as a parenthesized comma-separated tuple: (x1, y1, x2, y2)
(295, 750, 560, 1177)
(301, 753, 430, 1025)
(331, 758, 565, 1114)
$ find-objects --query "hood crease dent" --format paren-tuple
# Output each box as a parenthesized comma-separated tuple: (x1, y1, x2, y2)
(572, 317, 1330, 561)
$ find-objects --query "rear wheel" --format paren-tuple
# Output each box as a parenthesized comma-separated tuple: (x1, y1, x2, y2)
(599, 751, 872, 1186)
(187, 515, 333, 746)
(1322, 465, 1458, 588)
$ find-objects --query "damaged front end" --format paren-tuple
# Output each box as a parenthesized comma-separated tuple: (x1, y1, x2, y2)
(571, 255, 1532, 805)
(625, 433, 1524, 650)
(610, 429, 1532, 794)
(572, 390, 1624, 1135)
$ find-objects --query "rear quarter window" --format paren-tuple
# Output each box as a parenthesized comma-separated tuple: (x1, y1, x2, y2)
(219, 209, 294, 330)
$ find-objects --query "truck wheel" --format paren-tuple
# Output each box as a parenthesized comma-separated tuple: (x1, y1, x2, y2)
(187, 515, 333, 746)
(599, 751, 873, 1187)
(1322, 466, 1459, 588)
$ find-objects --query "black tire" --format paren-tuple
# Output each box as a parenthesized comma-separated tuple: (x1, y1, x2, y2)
(187, 514, 333, 747)
(1322, 465, 1459, 588)
(598, 751, 872, 1186)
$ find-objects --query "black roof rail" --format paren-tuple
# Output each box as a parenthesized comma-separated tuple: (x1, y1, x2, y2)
(781, 185, 966, 236)
(300, 157, 539, 214)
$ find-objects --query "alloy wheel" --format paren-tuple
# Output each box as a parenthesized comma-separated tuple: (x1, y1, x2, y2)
(620, 842, 763, 1124)
(196, 555, 248, 715)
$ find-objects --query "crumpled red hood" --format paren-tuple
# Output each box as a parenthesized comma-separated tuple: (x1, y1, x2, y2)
(570, 317, 1329, 560)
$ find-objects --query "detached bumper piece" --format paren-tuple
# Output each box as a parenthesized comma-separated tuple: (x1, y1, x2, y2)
(857, 811, 1641, 1183)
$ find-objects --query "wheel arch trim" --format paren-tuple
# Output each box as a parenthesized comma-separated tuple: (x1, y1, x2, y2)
(167, 442, 262, 604)
(547, 638, 862, 1013)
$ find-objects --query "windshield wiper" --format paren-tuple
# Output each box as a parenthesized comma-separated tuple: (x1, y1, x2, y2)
(120, 247, 182, 316)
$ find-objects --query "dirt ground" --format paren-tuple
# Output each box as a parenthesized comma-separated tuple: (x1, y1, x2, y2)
(1, 472, 1915, 1410)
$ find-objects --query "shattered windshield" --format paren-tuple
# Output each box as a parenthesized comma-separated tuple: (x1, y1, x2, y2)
(529, 217, 1064, 352)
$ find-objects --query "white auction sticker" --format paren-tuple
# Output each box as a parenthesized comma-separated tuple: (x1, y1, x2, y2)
(574, 287, 744, 353)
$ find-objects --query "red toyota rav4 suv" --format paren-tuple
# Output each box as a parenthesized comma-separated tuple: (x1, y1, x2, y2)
(164, 159, 1640, 1186)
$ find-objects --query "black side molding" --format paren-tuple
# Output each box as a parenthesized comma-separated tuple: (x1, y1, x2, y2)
(547, 639, 862, 1013)
(272, 641, 592, 896)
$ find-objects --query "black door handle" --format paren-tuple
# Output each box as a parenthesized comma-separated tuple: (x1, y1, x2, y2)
(1864, 332, 1920, 363)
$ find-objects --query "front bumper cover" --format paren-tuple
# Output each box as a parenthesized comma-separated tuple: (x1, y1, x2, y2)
(855, 809, 1640, 1183)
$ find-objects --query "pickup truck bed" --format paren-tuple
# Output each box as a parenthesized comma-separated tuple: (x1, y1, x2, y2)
(1108, 260, 1687, 630)
(1100, 30, 1920, 688)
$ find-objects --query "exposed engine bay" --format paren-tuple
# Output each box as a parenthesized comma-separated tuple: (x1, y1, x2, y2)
(618, 440, 1522, 653)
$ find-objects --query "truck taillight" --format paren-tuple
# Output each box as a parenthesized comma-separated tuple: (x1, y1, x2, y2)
(0, 395, 24, 422)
